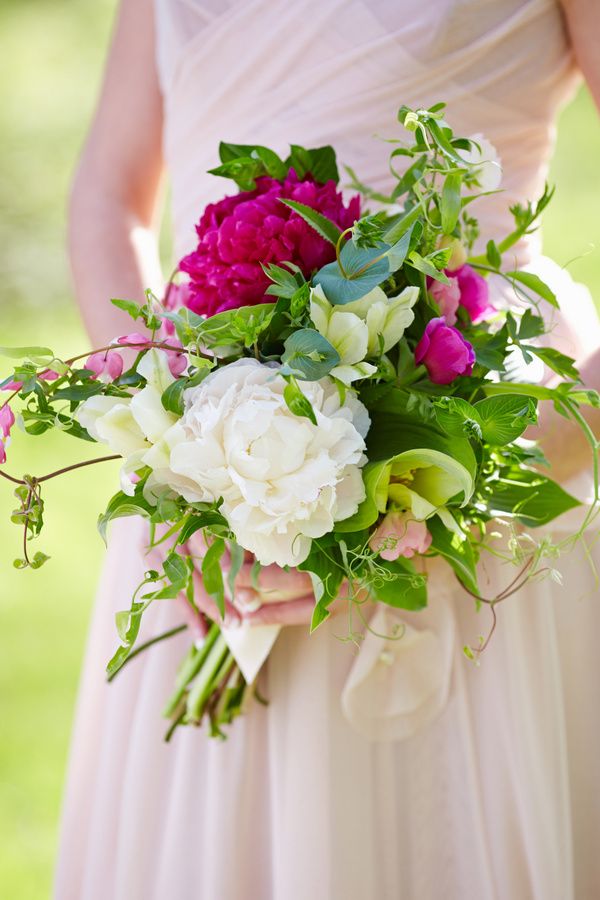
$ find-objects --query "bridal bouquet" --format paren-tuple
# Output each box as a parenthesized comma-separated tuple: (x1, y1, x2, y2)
(2, 104, 598, 738)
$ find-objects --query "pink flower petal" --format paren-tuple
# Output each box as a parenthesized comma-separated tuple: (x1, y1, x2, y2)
(0, 404, 15, 439)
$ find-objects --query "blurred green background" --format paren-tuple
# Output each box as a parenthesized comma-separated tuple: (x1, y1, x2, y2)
(0, 0, 599, 896)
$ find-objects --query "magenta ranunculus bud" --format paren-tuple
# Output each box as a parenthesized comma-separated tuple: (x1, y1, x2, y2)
(179, 169, 360, 317)
(85, 350, 124, 383)
(450, 264, 494, 323)
(0, 404, 15, 439)
(415, 317, 476, 385)
(427, 275, 461, 325)
(369, 511, 432, 561)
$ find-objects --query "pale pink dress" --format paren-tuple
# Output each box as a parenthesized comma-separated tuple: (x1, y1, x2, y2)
(55, 2, 600, 898)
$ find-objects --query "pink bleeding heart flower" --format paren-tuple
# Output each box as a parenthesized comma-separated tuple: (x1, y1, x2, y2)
(116, 332, 152, 349)
(2, 380, 23, 392)
(370, 511, 432, 561)
(85, 350, 124, 382)
(427, 275, 461, 325)
(415, 317, 476, 385)
(0, 438, 6, 464)
(0, 404, 15, 438)
(39, 369, 59, 381)
(161, 282, 193, 338)
(449, 264, 494, 323)
(164, 339, 188, 377)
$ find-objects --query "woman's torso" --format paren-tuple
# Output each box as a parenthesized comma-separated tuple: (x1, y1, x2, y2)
(153, 0, 579, 259)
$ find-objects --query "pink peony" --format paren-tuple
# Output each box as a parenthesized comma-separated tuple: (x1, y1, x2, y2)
(179, 169, 360, 317)
(0, 404, 15, 439)
(370, 511, 432, 561)
(415, 317, 476, 385)
(428, 276, 461, 325)
(449, 264, 494, 323)
(85, 350, 124, 382)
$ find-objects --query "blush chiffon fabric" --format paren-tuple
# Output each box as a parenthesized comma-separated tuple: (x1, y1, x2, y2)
(55, 2, 600, 898)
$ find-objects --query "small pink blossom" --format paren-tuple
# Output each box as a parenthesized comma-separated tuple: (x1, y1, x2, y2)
(449, 264, 494, 323)
(415, 317, 476, 385)
(165, 340, 188, 377)
(116, 332, 152, 348)
(85, 350, 124, 382)
(0, 404, 15, 438)
(2, 380, 23, 392)
(428, 276, 461, 325)
(39, 369, 59, 381)
(0, 438, 6, 464)
(370, 511, 432, 560)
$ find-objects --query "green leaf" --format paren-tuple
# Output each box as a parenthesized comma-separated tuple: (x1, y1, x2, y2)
(283, 376, 317, 425)
(287, 144, 339, 183)
(434, 397, 483, 440)
(427, 516, 480, 595)
(370, 558, 428, 610)
(163, 550, 188, 585)
(177, 510, 229, 544)
(313, 257, 390, 304)
(407, 251, 451, 284)
(521, 345, 580, 381)
(486, 240, 502, 269)
(474, 395, 538, 444)
(281, 328, 340, 380)
(202, 538, 226, 617)
(0, 345, 55, 360)
(505, 271, 558, 308)
(298, 540, 345, 632)
(161, 378, 187, 415)
(278, 198, 342, 246)
(98, 491, 153, 544)
(30, 551, 50, 570)
(441, 172, 462, 234)
(110, 298, 143, 320)
(482, 467, 581, 527)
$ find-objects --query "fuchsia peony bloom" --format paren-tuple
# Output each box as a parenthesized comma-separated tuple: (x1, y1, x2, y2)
(179, 169, 360, 317)
(448, 264, 494, 323)
(85, 350, 124, 382)
(415, 317, 476, 385)
(0, 404, 15, 439)
(370, 511, 432, 561)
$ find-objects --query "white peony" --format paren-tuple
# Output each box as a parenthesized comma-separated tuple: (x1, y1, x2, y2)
(147, 358, 370, 567)
(460, 134, 502, 192)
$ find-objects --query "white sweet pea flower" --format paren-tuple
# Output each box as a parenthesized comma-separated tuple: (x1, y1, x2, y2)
(77, 348, 181, 489)
(343, 285, 419, 354)
(309, 286, 376, 385)
(76, 396, 147, 456)
(311, 284, 418, 363)
(461, 134, 502, 192)
(147, 358, 369, 567)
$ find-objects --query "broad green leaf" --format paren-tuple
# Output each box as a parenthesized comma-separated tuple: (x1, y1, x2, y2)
(407, 251, 451, 284)
(505, 271, 558, 308)
(298, 540, 345, 632)
(98, 490, 153, 544)
(164, 550, 188, 585)
(521, 345, 579, 381)
(0, 345, 54, 360)
(281, 328, 340, 381)
(482, 467, 581, 527)
(161, 378, 187, 415)
(486, 240, 502, 269)
(313, 258, 390, 304)
(474, 395, 538, 444)
(287, 144, 339, 183)
(278, 198, 342, 245)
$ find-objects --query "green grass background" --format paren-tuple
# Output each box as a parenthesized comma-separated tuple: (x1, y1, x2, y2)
(0, 1, 599, 896)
